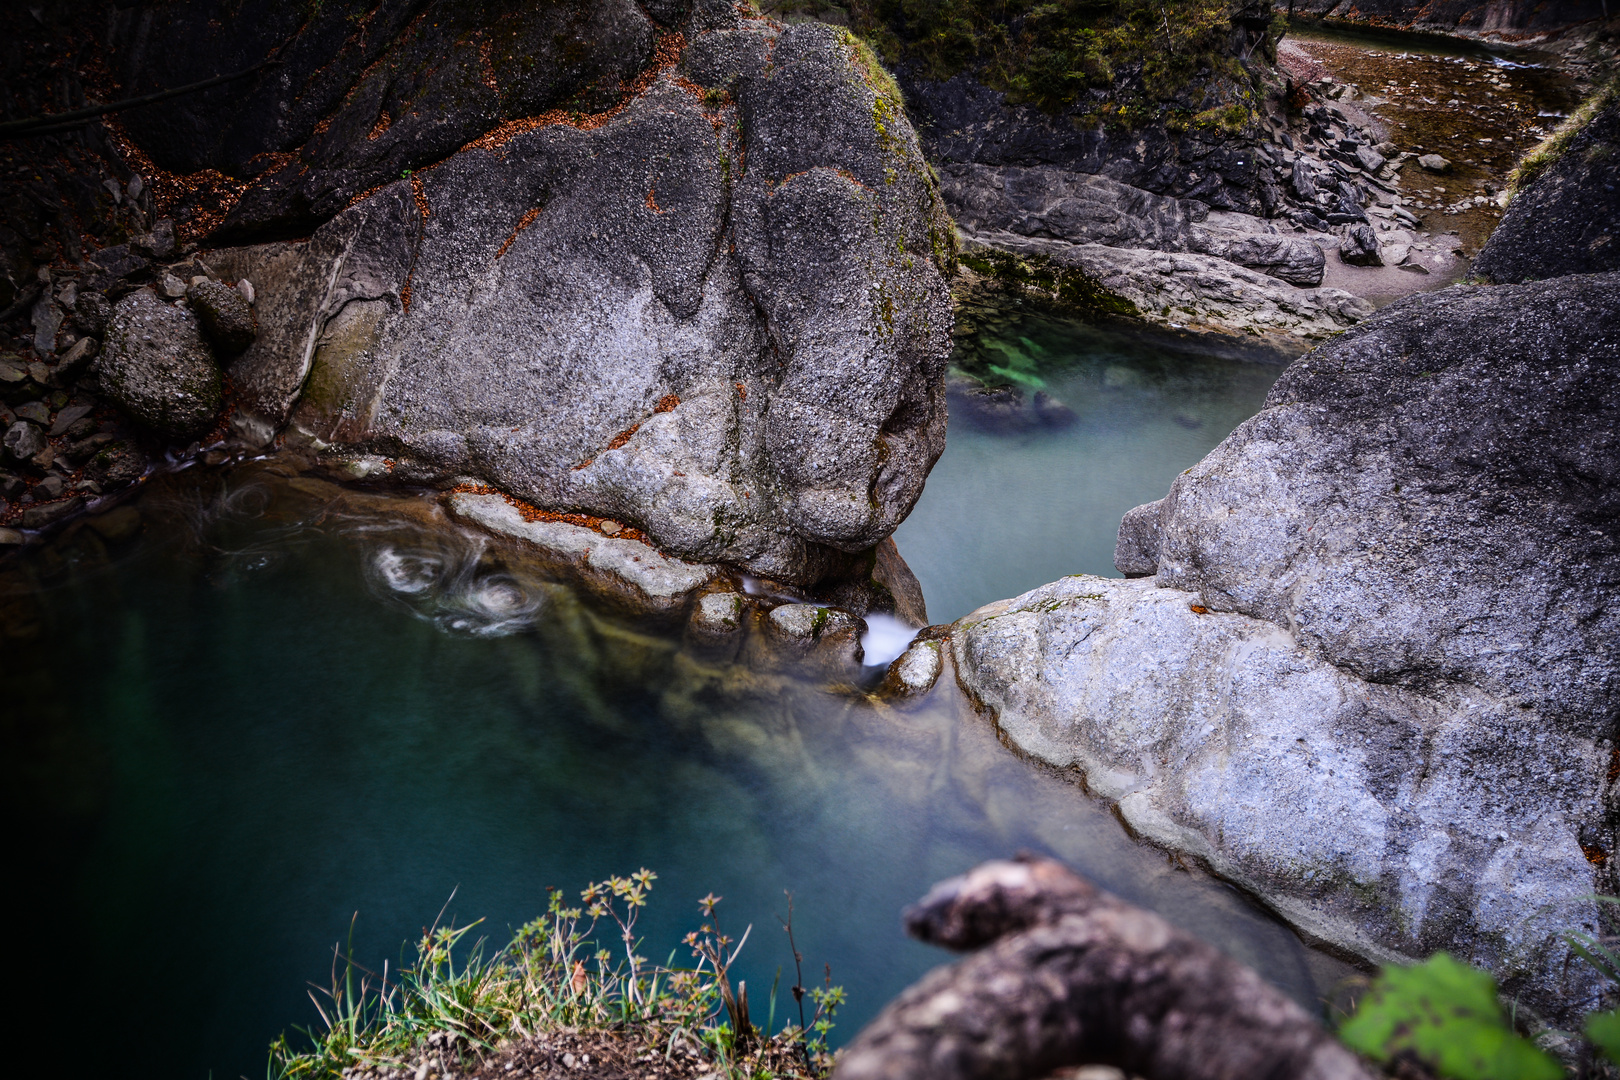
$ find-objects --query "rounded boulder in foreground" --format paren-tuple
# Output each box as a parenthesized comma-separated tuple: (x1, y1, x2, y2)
(100, 290, 222, 437)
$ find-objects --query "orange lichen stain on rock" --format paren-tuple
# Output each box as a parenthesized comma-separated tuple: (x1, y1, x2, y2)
(654, 394, 680, 413)
(1608, 747, 1620, 782)
(366, 110, 393, 140)
(462, 31, 688, 154)
(477, 38, 498, 93)
(735, 382, 747, 401)
(606, 422, 641, 451)
(496, 207, 542, 258)
(1189, 604, 1209, 615)
(646, 187, 667, 214)
(451, 482, 650, 543)
(1585, 845, 1609, 865)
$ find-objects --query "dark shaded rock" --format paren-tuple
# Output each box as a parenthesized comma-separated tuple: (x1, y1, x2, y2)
(1338, 223, 1383, 265)
(186, 280, 257, 355)
(20, 496, 83, 530)
(1476, 96, 1620, 284)
(86, 244, 150, 284)
(1032, 390, 1076, 428)
(86, 505, 143, 543)
(3, 420, 45, 461)
(70, 291, 112, 336)
(81, 441, 151, 486)
(99, 292, 223, 436)
(54, 337, 98, 382)
(836, 857, 1375, 1080)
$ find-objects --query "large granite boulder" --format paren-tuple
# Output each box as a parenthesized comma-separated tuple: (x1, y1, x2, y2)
(955, 273, 1620, 1020)
(1475, 94, 1620, 284)
(98, 291, 223, 437)
(209, 18, 954, 586)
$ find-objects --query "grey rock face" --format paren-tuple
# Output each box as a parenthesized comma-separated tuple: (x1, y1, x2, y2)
(186, 280, 257, 355)
(1006, 274, 1620, 1014)
(951, 575, 1607, 1021)
(1476, 97, 1620, 284)
(98, 291, 223, 437)
(1148, 275, 1620, 729)
(941, 164, 1326, 286)
(211, 22, 953, 585)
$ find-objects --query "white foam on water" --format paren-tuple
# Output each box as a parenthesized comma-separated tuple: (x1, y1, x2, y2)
(861, 612, 918, 668)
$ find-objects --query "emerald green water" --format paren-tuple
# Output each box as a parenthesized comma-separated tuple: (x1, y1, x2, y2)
(4, 315, 1303, 1080)
(896, 315, 1282, 621)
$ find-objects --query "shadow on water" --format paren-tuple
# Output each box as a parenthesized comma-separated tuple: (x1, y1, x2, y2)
(3, 316, 1342, 1079)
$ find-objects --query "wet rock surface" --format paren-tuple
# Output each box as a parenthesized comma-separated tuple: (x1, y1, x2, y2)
(951, 273, 1620, 1020)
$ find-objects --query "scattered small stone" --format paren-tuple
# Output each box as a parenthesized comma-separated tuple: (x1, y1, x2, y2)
(50, 391, 94, 435)
(159, 273, 189, 299)
(237, 277, 256, 305)
(71, 291, 112, 336)
(599, 519, 622, 536)
(1417, 153, 1452, 173)
(4, 421, 46, 461)
(35, 475, 64, 499)
(15, 401, 49, 425)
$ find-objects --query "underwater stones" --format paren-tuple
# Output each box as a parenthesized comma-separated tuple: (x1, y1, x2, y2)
(1417, 153, 1452, 173)
(448, 492, 717, 617)
(98, 291, 222, 437)
(686, 590, 747, 660)
(207, 20, 952, 586)
(951, 575, 1608, 1022)
(186, 280, 256, 355)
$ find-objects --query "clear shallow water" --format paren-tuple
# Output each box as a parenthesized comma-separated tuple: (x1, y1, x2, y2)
(5, 318, 1317, 1080)
(895, 315, 1284, 622)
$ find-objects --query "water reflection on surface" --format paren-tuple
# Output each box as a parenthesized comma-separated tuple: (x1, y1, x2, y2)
(5, 452, 1343, 1080)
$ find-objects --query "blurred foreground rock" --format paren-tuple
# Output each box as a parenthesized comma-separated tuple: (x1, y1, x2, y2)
(836, 856, 1375, 1080)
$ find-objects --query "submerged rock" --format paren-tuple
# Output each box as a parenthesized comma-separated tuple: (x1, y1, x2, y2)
(98, 291, 222, 437)
(954, 273, 1620, 1020)
(209, 19, 953, 586)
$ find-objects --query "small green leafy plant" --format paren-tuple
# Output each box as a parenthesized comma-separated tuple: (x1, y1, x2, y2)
(1339, 954, 1561, 1080)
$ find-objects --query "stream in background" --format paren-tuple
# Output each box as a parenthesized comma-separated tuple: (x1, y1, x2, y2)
(5, 314, 1313, 1080)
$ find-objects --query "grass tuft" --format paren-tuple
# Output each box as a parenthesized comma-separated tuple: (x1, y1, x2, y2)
(269, 873, 842, 1080)
(1509, 74, 1619, 193)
